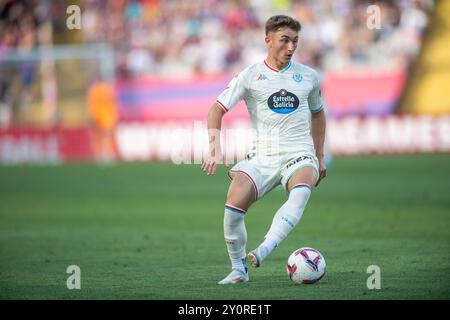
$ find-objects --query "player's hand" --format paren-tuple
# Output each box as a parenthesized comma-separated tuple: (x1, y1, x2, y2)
(201, 151, 228, 176)
(315, 159, 327, 187)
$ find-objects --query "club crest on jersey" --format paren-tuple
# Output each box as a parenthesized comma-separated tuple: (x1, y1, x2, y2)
(268, 89, 300, 114)
(293, 73, 303, 82)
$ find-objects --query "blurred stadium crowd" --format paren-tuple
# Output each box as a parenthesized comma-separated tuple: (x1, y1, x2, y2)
(1, 0, 433, 77)
(2, 0, 447, 165)
(82, 0, 433, 76)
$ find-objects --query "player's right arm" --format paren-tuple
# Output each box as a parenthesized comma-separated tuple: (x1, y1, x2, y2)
(201, 102, 228, 175)
(201, 69, 250, 176)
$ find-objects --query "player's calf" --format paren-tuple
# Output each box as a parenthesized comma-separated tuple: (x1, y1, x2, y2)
(249, 184, 312, 267)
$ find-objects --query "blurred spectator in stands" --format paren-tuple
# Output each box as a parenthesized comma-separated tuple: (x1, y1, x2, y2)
(0, 0, 39, 126)
(0, 24, 16, 127)
(87, 82, 119, 163)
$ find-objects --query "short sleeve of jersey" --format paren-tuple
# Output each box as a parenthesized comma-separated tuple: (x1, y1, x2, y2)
(308, 72, 324, 113)
(216, 70, 249, 112)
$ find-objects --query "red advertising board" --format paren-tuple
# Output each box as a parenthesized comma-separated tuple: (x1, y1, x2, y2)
(0, 127, 94, 164)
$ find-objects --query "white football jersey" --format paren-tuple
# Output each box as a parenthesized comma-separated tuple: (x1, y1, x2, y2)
(216, 60, 324, 156)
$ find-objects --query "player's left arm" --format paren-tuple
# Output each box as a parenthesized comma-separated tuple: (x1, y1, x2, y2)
(311, 109, 326, 186)
(308, 70, 327, 187)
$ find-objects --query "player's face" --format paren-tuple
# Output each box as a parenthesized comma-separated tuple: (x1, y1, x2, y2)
(265, 28, 299, 65)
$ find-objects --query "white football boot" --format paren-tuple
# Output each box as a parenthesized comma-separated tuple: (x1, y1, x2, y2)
(218, 268, 249, 285)
(247, 248, 263, 268)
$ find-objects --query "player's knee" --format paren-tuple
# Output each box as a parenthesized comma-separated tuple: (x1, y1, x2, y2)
(287, 172, 317, 192)
(226, 193, 253, 211)
(291, 182, 314, 192)
(226, 176, 255, 210)
(225, 198, 251, 212)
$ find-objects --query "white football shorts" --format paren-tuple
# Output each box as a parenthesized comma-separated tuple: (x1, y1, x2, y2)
(227, 152, 319, 199)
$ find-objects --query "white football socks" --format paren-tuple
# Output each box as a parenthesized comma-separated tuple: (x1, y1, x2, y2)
(257, 238, 278, 261)
(224, 204, 247, 273)
(259, 184, 312, 259)
(231, 258, 247, 273)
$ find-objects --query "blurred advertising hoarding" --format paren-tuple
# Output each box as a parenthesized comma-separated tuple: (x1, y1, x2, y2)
(116, 70, 407, 122)
(114, 115, 450, 163)
(112, 70, 449, 162)
(1, 70, 449, 164)
(1, 115, 448, 164)
(0, 128, 93, 165)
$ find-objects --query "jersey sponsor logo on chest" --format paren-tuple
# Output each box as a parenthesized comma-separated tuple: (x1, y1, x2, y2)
(268, 89, 300, 114)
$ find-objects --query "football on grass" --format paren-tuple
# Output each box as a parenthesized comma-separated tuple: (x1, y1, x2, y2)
(287, 247, 326, 284)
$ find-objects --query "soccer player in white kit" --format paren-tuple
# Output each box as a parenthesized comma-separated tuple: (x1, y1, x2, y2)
(201, 15, 327, 284)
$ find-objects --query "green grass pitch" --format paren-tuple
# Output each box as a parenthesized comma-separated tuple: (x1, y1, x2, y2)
(0, 155, 449, 299)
